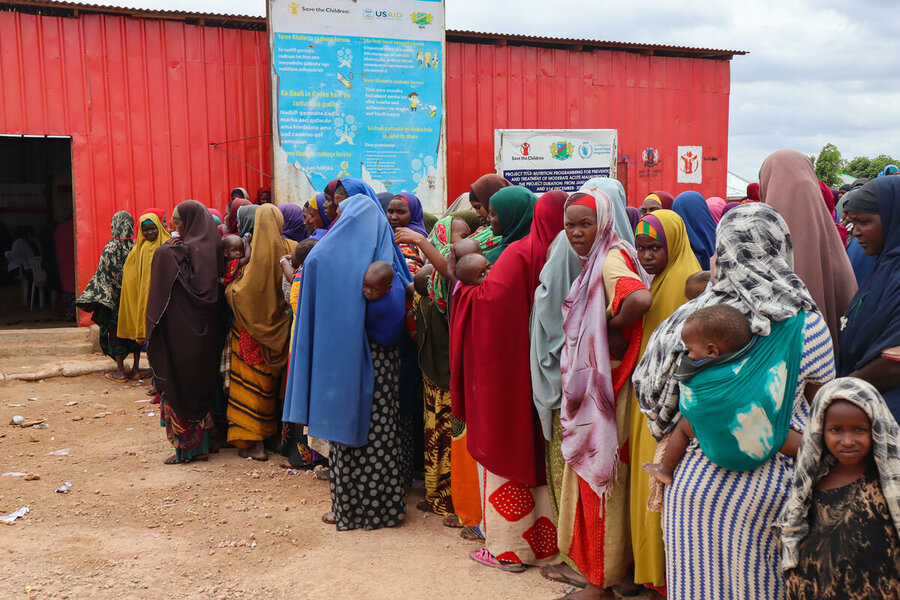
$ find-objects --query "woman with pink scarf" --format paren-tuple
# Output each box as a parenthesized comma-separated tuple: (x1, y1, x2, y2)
(549, 187, 652, 599)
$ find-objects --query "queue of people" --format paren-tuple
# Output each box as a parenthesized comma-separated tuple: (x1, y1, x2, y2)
(73, 155, 900, 600)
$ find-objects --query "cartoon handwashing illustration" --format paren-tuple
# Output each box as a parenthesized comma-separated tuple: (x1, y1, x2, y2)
(338, 48, 352, 68)
(337, 72, 353, 89)
(426, 105, 438, 117)
(334, 113, 358, 145)
(429, 55, 439, 69)
(416, 51, 425, 68)
(408, 92, 420, 111)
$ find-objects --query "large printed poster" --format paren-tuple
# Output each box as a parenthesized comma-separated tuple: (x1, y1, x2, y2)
(495, 129, 617, 193)
(269, 0, 446, 213)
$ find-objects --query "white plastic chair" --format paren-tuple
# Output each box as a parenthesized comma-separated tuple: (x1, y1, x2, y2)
(28, 256, 48, 310)
(5, 250, 28, 305)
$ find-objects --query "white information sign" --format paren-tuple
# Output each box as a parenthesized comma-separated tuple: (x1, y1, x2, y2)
(494, 129, 617, 193)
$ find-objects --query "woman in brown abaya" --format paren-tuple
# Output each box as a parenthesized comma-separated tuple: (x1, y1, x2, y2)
(759, 149, 857, 348)
(146, 200, 225, 464)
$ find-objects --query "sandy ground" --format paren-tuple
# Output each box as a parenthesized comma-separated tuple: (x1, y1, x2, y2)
(0, 362, 597, 600)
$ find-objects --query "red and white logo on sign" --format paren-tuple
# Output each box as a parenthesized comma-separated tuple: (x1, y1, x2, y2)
(520, 142, 531, 156)
(677, 146, 703, 183)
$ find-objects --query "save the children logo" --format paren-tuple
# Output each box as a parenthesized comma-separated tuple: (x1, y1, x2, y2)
(676, 145, 703, 183)
(550, 141, 574, 161)
(520, 142, 531, 156)
(680, 150, 699, 174)
(288, 2, 299, 14)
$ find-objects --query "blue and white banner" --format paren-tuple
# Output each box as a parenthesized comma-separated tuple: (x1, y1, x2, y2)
(495, 129, 618, 193)
(269, 0, 446, 212)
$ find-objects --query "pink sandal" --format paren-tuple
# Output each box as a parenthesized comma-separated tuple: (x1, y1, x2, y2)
(468, 548, 526, 573)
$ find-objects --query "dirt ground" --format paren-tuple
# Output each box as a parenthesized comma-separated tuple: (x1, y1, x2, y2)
(0, 362, 590, 600)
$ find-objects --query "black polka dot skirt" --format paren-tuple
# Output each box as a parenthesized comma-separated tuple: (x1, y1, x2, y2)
(329, 343, 407, 531)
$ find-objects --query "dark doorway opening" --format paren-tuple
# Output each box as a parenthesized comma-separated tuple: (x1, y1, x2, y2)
(0, 135, 75, 328)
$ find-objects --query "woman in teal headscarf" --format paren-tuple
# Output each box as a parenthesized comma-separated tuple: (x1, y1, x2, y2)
(485, 186, 538, 263)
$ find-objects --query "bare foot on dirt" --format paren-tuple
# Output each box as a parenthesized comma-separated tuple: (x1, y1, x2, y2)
(164, 454, 208, 465)
(238, 442, 267, 461)
(540, 563, 587, 587)
(555, 583, 615, 600)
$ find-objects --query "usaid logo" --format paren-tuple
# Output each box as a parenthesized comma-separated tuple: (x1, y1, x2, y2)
(366, 9, 402, 20)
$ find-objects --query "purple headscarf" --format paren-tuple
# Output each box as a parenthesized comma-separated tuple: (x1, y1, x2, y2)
(394, 192, 427, 237)
(626, 205, 642, 232)
(279, 203, 308, 242)
(721, 201, 742, 217)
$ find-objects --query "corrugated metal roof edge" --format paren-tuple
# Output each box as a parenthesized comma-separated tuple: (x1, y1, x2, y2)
(446, 29, 746, 59)
(2, 0, 748, 58)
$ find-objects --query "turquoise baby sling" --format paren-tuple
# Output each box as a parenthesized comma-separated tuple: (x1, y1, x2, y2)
(678, 312, 806, 472)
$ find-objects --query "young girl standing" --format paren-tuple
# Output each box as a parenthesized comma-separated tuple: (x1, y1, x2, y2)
(778, 377, 900, 599)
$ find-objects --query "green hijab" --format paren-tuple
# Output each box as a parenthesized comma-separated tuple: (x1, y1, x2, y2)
(484, 186, 537, 263)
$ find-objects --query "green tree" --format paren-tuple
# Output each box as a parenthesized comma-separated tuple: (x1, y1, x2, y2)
(844, 156, 871, 179)
(866, 155, 899, 178)
(843, 154, 899, 179)
(812, 143, 844, 187)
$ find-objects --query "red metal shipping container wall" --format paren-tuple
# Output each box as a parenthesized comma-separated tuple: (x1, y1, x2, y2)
(445, 42, 731, 206)
(0, 9, 732, 326)
(0, 10, 270, 325)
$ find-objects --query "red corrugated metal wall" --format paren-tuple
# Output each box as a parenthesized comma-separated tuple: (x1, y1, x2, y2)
(0, 10, 270, 325)
(444, 42, 731, 207)
(0, 10, 731, 326)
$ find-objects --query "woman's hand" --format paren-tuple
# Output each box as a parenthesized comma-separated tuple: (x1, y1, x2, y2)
(394, 227, 425, 246)
(608, 326, 627, 359)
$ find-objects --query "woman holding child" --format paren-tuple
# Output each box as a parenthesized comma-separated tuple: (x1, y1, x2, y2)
(548, 187, 651, 599)
(450, 187, 565, 571)
(284, 192, 407, 530)
(634, 203, 836, 599)
(225, 204, 296, 461)
(396, 209, 497, 523)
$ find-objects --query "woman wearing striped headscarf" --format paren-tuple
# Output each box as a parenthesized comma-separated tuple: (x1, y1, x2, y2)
(634, 203, 836, 600)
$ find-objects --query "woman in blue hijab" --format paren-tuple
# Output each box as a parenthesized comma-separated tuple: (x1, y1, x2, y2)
(332, 178, 412, 285)
(672, 190, 717, 270)
(838, 177, 900, 415)
(283, 193, 407, 530)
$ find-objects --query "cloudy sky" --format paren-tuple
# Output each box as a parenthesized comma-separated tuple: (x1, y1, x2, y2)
(78, 0, 899, 181)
